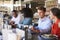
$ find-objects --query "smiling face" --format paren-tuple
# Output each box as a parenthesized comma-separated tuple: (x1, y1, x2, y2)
(37, 9, 45, 18)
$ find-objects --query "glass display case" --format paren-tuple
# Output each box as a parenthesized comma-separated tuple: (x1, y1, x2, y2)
(0, 0, 25, 14)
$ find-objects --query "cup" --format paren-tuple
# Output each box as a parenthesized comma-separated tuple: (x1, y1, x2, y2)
(29, 25, 33, 29)
(24, 25, 28, 28)
(8, 25, 12, 29)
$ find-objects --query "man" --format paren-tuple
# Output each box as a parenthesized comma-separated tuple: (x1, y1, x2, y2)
(50, 8, 60, 40)
(10, 10, 24, 28)
(31, 6, 52, 40)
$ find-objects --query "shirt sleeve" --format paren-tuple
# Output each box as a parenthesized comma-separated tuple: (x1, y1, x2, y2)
(40, 20, 52, 34)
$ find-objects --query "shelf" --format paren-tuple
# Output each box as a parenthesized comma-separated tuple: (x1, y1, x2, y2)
(13, 4, 21, 6)
(0, 0, 25, 13)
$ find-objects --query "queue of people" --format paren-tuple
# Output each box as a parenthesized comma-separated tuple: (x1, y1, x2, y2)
(3, 6, 60, 40)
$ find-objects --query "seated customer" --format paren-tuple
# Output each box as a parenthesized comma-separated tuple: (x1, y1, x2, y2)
(31, 6, 52, 40)
(10, 10, 24, 28)
(21, 8, 33, 25)
(50, 8, 60, 40)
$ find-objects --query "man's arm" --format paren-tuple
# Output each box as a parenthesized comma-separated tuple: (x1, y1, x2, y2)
(30, 27, 40, 33)
(9, 21, 14, 25)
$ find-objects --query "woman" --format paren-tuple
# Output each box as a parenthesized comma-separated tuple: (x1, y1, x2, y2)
(21, 8, 33, 25)
(50, 8, 60, 40)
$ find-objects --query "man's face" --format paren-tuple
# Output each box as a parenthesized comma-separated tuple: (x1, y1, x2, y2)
(37, 10, 45, 18)
(12, 12, 17, 17)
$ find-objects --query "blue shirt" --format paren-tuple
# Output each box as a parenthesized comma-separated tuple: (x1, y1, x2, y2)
(36, 17, 52, 34)
(21, 18, 32, 25)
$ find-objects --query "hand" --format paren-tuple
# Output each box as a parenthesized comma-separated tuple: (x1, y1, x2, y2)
(33, 30, 40, 33)
(30, 27, 35, 31)
(12, 24, 16, 28)
(30, 27, 40, 33)
(10, 21, 15, 25)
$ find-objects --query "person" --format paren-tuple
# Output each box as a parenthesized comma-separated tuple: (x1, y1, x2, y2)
(21, 8, 33, 25)
(34, 12, 39, 18)
(10, 10, 24, 28)
(31, 6, 52, 40)
(9, 10, 25, 40)
(50, 8, 60, 40)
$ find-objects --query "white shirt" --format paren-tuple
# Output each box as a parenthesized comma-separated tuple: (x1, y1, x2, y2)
(11, 14, 24, 24)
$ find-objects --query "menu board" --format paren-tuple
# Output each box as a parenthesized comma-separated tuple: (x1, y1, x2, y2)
(0, 0, 11, 4)
(45, 1, 57, 7)
(4, 0, 12, 4)
(47, 2, 56, 7)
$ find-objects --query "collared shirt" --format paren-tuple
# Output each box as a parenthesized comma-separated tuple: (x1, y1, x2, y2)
(51, 19, 60, 38)
(36, 17, 52, 34)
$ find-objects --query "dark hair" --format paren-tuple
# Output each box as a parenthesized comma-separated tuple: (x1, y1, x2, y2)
(3, 14, 9, 17)
(37, 6, 46, 12)
(51, 8, 60, 19)
(12, 10, 17, 14)
(22, 8, 33, 18)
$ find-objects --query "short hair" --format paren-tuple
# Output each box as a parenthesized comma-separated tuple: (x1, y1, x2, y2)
(12, 10, 17, 14)
(51, 8, 60, 19)
(37, 6, 46, 12)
